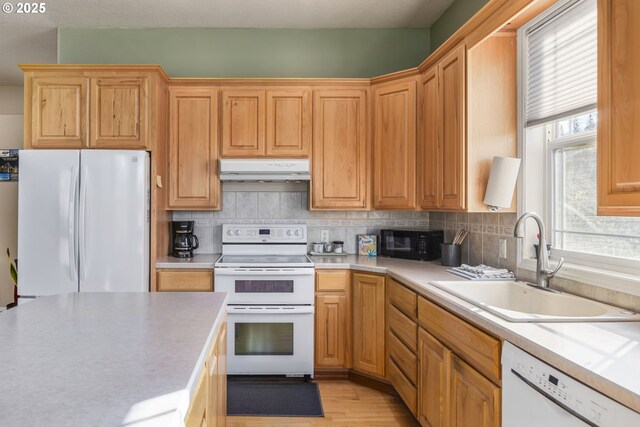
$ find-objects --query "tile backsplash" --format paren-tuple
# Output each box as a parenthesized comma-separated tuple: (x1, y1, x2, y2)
(428, 211, 518, 273)
(429, 211, 640, 312)
(172, 191, 430, 254)
(173, 196, 639, 312)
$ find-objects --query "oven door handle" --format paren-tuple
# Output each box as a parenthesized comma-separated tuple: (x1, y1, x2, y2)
(227, 306, 315, 314)
(214, 268, 314, 276)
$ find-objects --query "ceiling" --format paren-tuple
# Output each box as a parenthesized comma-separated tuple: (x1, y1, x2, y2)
(0, 0, 455, 85)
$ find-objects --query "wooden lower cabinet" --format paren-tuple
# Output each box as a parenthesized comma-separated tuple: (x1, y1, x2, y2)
(316, 293, 350, 368)
(156, 269, 213, 292)
(207, 323, 227, 427)
(450, 353, 500, 427)
(352, 272, 386, 378)
(418, 328, 451, 427)
(315, 270, 351, 372)
(416, 294, 502, 427)
(186, 321, 227, 427)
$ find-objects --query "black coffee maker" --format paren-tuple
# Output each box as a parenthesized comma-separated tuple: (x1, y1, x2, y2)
(170, 221, 199, 258)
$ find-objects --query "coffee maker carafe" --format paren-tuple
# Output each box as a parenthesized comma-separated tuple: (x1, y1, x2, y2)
(171, 221, 199, 258)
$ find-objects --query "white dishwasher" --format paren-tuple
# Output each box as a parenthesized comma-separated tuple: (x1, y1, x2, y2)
(502, 342, 640, 427)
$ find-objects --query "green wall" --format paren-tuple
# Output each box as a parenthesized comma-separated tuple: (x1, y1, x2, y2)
(430, 0, 490, 52)
(59, 28, 430, 78)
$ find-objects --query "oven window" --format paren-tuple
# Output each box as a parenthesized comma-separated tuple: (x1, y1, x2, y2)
(235, 323, 294, 356)
(235, 280, 294, 293)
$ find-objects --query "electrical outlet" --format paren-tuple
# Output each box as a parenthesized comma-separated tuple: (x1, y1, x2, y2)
(499, 238, 507, 259)
(320, 230, 329, 243)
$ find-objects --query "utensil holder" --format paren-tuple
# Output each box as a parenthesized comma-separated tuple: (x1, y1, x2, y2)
(441, 243, 462, 267)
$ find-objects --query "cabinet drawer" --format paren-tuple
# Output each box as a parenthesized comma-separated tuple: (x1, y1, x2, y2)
(157, 270, 213, 292)
(316, 270, 349, 292)
(388, 279, 417, 319)
(418, 296, 501, 383)
(388, 304, 418, 353)
(388, 330, 417, 384)
(388, 358, 417, 417)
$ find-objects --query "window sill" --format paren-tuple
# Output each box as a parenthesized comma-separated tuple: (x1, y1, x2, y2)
(518, 258, 640, 297)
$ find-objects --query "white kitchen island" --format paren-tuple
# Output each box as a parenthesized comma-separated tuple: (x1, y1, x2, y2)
(0, 292, 226, 427)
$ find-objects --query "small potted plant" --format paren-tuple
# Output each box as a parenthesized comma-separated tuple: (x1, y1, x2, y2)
(6, 248, 17, 309)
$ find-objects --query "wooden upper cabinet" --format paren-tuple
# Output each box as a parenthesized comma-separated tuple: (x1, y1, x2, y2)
(89, 76, 148, 149)
(168, 86, 220, 210)
(266, 89, 311, 157)
(30, 77, 88, 148)
(352, 272, 386, 378)
(449, 354, 500, 427)
(311, 89, 368, 210)
(598, 0, 640, 215)
(418, 67, 440, 209)
(221, 88, 265, 157)
(418, 328, 451, 427)
(373, 80, 417, 210)
(439, 45, 466, 211)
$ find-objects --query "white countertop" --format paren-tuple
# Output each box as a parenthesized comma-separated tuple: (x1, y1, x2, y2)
(311, 255, 640, 413)
(0, 292, 227, 426)
(156, 254, 219, 269)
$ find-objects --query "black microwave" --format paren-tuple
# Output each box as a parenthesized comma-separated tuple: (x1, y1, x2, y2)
(379, 229, 444, 261)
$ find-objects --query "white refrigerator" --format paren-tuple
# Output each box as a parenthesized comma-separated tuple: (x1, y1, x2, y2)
(18, 150, 150, 296)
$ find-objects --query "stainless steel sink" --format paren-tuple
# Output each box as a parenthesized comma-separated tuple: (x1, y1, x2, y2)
(429, 280, 640, 322)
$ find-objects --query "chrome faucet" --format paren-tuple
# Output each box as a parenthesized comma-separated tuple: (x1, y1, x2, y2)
(513, 212, 564, 289)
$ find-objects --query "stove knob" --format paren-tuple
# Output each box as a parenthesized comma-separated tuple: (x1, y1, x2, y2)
(226, 229, 233, 236)
(294, 229, 301, 236)
(234, 230, 241, 236)
(287, 230, 293, 236)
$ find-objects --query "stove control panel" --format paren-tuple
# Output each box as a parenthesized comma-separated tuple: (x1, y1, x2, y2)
(222, 224, 307, 243)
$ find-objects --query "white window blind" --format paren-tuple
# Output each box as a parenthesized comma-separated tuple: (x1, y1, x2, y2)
(525, 0, 597, 127)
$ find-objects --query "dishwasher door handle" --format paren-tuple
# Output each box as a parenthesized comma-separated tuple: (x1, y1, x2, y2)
(510, 369, 598, 427)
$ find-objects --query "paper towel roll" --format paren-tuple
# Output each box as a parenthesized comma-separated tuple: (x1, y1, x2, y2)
(483, 156, 521, 210)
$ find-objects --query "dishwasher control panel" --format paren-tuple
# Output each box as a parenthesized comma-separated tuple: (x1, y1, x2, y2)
(511, 359, 609, 425)
(503, 342, 640, 427)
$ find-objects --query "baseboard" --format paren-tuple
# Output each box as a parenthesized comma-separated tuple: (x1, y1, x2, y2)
(314, 367, 350, 379)
(348, 370, 396, 396)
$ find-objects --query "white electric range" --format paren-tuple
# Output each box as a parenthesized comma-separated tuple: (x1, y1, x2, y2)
(214, 224, 314, 377)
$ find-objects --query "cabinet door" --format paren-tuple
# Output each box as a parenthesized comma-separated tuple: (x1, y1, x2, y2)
(373, 80, 417, 209)
(311, 89, 368, 209)
(265, 89, 311, 157)
(598, 0, 640, 215)
(30, 77, 87, 148)
(315, 293, 349, 368)
(352, 272, 386, 378)
(418, 328, 450, 427)
(206, 340, 219, 427)
(185, 370, 208, 427)
(221, 89, 265, 157)
(216, 323, 227, 427)
(157, 269, 213, 292)
(439, 45, 466, 210)
(90, 76, 148, 149)
(418, 67, 440, 209)
(168, 87, 220, 210)
(449, 354, 500, 427)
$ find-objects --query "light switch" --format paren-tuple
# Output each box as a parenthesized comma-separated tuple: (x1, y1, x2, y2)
(499, 238, 507, 259)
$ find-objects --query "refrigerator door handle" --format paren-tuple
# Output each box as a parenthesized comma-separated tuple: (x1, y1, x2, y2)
(68, 166, 79, 282)
(79, 166, 88, 280)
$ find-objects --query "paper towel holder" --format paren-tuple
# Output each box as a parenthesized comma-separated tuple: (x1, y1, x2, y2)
(483, 156, 521, 212)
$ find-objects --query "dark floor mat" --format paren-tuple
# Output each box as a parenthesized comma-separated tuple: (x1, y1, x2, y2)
(227, 378, 324, 417)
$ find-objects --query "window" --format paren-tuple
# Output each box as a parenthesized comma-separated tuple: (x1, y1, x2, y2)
(519, 0, 640, 275)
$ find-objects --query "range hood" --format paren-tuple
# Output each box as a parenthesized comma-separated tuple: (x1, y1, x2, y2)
(219, 159, 310, 182)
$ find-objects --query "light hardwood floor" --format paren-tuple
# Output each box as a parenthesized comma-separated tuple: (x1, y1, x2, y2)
(227, 380, 420, 427)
